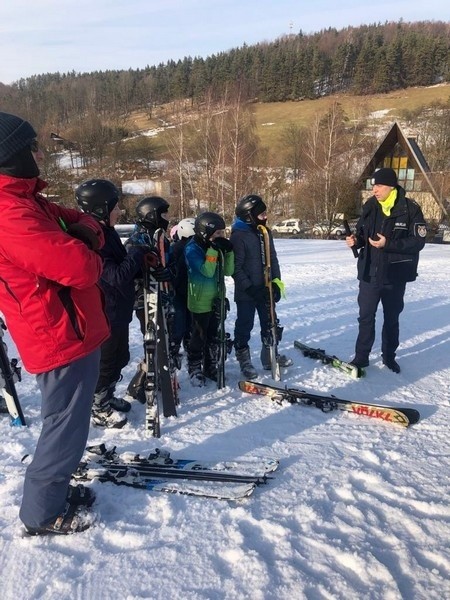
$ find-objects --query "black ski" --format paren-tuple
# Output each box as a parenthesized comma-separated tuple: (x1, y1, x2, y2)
(257, 225, 281, 381)
(73, 448, 272, 500)
(76, 459, 269, 485)
(0, 318, 26, 426)
(74, 468, 256, 500)
(85, 444, 279, 477)
(294, 341, 364, 379)
(155, 228, 178, 415)
(142, 262, 161, 436)
(215, 249, 232, 389)
(239, 380, 420, 427)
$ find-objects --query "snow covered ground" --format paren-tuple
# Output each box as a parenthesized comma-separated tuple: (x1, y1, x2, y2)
(1, 239, 449, 600)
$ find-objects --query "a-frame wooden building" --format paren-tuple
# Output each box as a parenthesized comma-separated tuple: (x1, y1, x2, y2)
(357, 122, 448, 222)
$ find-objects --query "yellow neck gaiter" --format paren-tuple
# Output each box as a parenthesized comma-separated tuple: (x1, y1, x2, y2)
(378, 188, 397, 216)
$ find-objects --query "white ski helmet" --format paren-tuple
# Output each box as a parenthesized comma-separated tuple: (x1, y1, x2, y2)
(177, 217, 196, 239)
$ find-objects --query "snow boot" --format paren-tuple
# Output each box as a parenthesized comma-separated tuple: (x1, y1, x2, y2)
(127, 361, 146, 404)
(236, 346, 258, 380)
(382, 356, 401, 373)
(349, 356, 369, 369)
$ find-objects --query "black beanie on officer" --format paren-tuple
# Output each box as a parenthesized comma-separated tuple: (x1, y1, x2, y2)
(0, 112, 39, 179)
(372, 168, 398, 187)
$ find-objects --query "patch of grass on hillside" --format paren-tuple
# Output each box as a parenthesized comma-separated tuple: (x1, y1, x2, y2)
(254, 84, 450, 161)
(128, 84, 450, 162)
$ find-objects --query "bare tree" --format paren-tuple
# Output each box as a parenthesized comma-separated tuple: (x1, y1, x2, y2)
(301, 101, 367, 230)
(165, 100, 198, 217)
(281, 122, 305, 182)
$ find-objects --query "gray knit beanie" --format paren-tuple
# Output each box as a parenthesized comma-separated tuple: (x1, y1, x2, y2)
(0, 112, 37, 166)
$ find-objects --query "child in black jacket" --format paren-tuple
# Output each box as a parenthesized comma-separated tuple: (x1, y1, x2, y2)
(76, 179, 149, 428)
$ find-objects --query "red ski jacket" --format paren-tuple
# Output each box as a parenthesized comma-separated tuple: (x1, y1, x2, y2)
(0, 175, 110, 373)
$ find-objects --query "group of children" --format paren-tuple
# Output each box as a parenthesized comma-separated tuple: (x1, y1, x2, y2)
(75, 180, 292, 429)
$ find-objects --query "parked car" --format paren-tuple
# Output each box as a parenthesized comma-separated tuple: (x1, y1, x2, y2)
(271, 219, 303, 235)
(312, 220, 357, 238)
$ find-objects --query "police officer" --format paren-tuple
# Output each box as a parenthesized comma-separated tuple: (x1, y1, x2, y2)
(346, 167, 427, 373)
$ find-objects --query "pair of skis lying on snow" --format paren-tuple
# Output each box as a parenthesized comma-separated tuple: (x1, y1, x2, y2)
(72, 342, 418, 500)
(251, 339, 419, 428)
(76, 372, 418, 501)
(74, 444, 278, 501)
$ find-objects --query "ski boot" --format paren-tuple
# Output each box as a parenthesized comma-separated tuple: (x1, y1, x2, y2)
(203, 344, 218, 382)
(24, 503, 95, 536)
(92, 388, 127, 429)
(107, 382, 131, 413)
(170, 342, 183, 370)
(127, 361, 146, 404)
(236, 346, 258, 380)
(188, 353, 206, 387)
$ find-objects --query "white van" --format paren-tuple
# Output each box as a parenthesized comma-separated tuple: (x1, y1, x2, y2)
(271, 219, 302, 234)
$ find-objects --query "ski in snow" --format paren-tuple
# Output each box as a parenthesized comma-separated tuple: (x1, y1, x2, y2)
(74, 465, 256, 500)
(73, 446, 277, 500)
(238, 380, 420, 427)
(85, 444, 279, 477)
(294, 340, 365, 379)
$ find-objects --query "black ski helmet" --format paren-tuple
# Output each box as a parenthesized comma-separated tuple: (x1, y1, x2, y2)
(235, 194, 267, 224)
(194, 212, 226, 242)
(136, 196, 170, 231)
(75, 179, 120, 222)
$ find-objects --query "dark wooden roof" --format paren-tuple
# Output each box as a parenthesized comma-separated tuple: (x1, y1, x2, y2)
(358, 122, 447, 217)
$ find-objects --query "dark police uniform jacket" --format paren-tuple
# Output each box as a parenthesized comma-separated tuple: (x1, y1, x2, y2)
(354, 186, 427, 284)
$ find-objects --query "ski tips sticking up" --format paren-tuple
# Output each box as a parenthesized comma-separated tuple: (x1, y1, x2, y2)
(294, 341, 365, 379)
(238, 380, 420, 427)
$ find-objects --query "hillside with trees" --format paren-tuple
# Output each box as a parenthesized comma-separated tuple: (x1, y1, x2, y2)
(0, 21, 448, 224)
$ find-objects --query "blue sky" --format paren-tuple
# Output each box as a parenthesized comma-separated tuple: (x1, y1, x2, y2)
(1, 0, 448, 84)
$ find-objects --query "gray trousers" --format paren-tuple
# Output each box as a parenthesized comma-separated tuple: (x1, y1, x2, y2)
(19, 349, 100, 528)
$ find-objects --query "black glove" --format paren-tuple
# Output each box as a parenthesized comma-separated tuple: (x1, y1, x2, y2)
(67, 223, 101, 251)
(211, 237, 233, 253)
(246, 284, 267, 300)
(152, 265, 172, 282)
(272, 282, 281, 303)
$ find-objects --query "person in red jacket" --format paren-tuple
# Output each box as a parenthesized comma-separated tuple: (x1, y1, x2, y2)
(0, 112, 110, 535)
